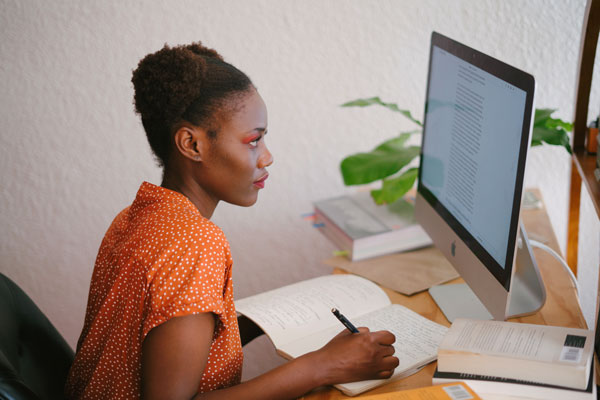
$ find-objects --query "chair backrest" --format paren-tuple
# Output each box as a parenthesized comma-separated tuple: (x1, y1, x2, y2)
(0, 273, 74, 400)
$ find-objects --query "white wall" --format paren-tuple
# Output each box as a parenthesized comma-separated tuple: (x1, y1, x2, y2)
(1, 0, 598, 379)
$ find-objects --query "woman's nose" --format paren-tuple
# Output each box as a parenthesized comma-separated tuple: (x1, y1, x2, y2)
(258, 146, 273, 168)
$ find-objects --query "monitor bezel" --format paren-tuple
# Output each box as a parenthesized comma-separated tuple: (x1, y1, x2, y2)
(417, 32, 535, 290)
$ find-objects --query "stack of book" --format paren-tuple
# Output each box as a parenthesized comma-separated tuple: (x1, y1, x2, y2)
(313, 192, 432, 261)
(433, 318, 596, 399)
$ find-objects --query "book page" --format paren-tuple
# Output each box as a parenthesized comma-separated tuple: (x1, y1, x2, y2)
(235, 275, 390, 349)
(342, 305, 448, 395)
(284, 304, 447, 362)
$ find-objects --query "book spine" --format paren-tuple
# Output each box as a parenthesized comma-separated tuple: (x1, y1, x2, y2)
(433, 369, 594, 400)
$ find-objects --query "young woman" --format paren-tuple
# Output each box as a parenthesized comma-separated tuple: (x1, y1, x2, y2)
(65, 42, 399, 400)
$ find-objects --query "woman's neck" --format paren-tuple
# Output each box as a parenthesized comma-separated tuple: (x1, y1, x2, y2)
(161, 168, 217, 219)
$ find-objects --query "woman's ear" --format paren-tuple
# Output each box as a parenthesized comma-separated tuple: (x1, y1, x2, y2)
(173, 124, 208, 162)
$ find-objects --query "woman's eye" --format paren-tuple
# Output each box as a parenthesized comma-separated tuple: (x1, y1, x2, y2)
(244, 131, 266, 147)
(249, 136, 261, 147)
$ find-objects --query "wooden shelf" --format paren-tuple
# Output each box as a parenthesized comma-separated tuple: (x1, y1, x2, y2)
(573, 148, 600, 217)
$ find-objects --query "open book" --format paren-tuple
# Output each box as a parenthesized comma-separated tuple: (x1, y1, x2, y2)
(235, 274, 448, 396)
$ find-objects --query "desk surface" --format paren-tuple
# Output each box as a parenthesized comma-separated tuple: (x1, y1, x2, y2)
(300, 195, 587, 399)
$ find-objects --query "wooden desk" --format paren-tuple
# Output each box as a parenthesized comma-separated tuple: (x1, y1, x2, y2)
(301, 194, 587, 399)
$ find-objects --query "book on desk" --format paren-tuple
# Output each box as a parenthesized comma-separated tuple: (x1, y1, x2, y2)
(235, 274, 447, 396)
(432, 367, 596, 400)
(359, 381, 482, 399)
(313, 192, 432, 261)
(433, 318, 596, 399)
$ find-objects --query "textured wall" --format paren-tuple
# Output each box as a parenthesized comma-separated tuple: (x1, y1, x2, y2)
(1, 0, 598, 380)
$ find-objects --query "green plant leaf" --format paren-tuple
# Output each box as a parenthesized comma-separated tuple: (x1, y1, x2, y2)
(374, 133, 412, 152)
(532, 126, 573, 154)
(535, 108, 573, 130)
(370, 168, 419, 204)
(341, 97, 423, 126)
(340, 143, 420, 185)
(545, 117, 573, 132)
(399, 129, 422, 136)
(531, 109, 573, 154)
(534, 108, 556, 125)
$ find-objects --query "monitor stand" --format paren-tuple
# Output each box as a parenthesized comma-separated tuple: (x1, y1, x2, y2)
(428, 223, 546, 322)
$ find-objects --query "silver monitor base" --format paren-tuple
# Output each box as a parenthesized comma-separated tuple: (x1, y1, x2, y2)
(429, 223, 546, 322)
(429, 283, 493, 322)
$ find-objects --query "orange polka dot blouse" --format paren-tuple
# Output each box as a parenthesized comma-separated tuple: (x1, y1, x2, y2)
(65, 182, 243, 399)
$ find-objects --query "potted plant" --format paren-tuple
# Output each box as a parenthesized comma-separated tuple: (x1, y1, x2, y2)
(340, 97, 573, 204)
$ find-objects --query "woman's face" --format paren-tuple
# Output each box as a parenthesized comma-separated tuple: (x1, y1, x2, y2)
(197, 89, 273, 207)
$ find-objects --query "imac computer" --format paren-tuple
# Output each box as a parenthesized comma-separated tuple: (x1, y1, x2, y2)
(415, 32, 545, 322)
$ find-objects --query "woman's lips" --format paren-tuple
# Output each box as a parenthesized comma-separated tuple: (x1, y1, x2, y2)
(254, 173, 269, 188)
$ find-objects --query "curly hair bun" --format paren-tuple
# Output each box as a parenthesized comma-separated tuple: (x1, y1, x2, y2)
(186, 43, 223, 60)
(132, 42, 221, 126)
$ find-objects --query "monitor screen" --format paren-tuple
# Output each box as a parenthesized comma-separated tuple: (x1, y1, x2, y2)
(416, 32, 538, 320)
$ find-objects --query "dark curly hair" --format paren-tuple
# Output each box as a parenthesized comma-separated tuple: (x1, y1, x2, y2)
(131, 42, 254, 167)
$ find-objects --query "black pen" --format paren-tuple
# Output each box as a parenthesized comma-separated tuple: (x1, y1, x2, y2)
(331, 308, 359, 333)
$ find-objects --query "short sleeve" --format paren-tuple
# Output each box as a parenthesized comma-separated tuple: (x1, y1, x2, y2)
(141, 231, 231, 339)
(65, 182, 242, 398)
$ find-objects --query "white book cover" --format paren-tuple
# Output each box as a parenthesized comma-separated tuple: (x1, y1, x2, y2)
(437, 318, 594, 390)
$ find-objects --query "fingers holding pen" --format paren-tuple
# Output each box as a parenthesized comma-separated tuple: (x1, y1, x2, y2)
(365, 329, 399, 377)
(326, 310, 399, 382)
(379, 342, 397, 357)
(369, 328, 396, 346)
(378, 347, 400, 378)
(316, 328, 399, 385)
(352, 327, 397, 358)
(356, 328, 396, 347)
(350, 328, 399, 367)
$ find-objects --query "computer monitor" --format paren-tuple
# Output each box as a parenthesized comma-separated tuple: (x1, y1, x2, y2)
(415, 32, 545, 322)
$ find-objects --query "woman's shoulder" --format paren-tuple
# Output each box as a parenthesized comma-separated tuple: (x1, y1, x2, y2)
(124, 183, 229, 249)
(148, 203, 228, 246)
(177, 209, 226, 241)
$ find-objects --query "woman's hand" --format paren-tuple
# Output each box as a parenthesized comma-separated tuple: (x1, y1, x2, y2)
(310, 327, 399, 386)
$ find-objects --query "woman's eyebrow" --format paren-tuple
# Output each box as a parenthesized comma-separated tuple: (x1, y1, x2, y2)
(242, 131, 262, 144)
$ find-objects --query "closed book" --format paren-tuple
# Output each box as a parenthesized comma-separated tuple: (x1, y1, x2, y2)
(432, 367, 596, 400)
(437, 318, 594, 390)
(313, 192, 432, 261)
(359, 381, 482, 399)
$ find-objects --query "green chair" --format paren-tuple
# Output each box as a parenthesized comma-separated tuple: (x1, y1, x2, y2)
(0, 273, 74, 399)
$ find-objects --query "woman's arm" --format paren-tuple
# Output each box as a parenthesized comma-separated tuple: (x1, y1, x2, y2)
(141, 313, 216, 400)
(142, 313, 399, 400)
